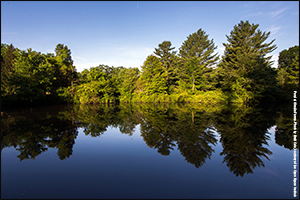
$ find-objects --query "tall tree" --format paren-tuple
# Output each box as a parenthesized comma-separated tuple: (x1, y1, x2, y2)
(54, 44, 76, 88)
(118, 67, 140, 102)
(179, 28, 219, 64)
(140, 55, 168, 95)
(178, 28, 219, 92)
(218, 20, 277, 103)
(154, 41, 179, 91)
(181, 56, 214, 92)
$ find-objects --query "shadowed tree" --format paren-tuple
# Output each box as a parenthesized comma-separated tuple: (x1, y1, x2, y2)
(276, 45, 299, 95)
(1, 44, 16, 96)
(217, 20, 277, 103)
(54, 44, 77, 88)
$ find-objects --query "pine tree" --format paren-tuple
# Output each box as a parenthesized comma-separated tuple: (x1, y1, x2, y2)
(218, 20, 277, 103)
(179, 28, 219, 65)
(54, 44, 76, 88)
(154, 41, 179, 93)
(178, 28, 219, 92)
(141, 55, 168, 95)
(118, 67, 140, 102)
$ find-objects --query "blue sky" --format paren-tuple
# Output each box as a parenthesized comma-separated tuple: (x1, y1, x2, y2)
(1, 1, 299, 72)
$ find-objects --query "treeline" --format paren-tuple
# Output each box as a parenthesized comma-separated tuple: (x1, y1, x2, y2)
(1, 20, 299, 106)
(1, 43, 77, 105)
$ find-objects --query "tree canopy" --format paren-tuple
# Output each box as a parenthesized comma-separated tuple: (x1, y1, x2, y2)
(1, 20, 298, 106)
(276, 45, 299, 92)
(217, 20, 277, 103)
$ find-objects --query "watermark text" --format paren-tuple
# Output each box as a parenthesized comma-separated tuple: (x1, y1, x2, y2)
(293, 91, 298, 198)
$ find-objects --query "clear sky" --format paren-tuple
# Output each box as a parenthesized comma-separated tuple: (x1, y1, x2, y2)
(1, 1, 299, 72)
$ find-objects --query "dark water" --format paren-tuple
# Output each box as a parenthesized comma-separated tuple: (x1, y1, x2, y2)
(1, 102, 299, 199)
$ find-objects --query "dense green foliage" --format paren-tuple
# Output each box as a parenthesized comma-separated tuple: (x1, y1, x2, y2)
(217, 20, 278, 104)
(1, 20, 298, 106)
(153, 41, 179, 92)
(72, 65, 121, 104)
(1, 43, 76, 105)
(276, 45, 299, 99)
(1, 44, 16, 95)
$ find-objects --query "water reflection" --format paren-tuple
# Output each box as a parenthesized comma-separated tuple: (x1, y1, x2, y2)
(1, 105, 78, 160)
(214, 104, 277, 177)
(1, 102, 296, 176)
(275, 104, 299, 150)
(139, 103, 218, 168)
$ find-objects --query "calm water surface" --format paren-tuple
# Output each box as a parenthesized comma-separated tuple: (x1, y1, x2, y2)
(1, 103, 299, 199)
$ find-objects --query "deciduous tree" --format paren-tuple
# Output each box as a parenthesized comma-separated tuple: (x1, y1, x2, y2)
(276, 45, 299, 92)
(1, 44, 16, 96)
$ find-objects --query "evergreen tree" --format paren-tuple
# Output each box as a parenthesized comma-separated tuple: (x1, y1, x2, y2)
(178, 28, 219, 92)
(154, 41, 179, 92)
(179, 28, 219, 64)
(181, 56, 215, 92)
(54, 44, 77, 88)
(117, 67, 140, 102)
(140, 55, 168, 95)
(218, 20, 277, 103)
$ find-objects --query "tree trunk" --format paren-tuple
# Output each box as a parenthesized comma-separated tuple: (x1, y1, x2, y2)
(192, 111, 194, 124)
(192, 75, 195, 91)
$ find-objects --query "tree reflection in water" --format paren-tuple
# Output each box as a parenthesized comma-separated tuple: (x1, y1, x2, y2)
(275, 104, 299, 150)
(139, 103, 217, 168)
(214, 104, 276, 177)
(1, 102, 295, 176)
(1, 105, 78, 160)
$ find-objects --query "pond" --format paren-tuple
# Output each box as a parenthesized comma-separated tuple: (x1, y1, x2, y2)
(1, 102, 299, 199)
